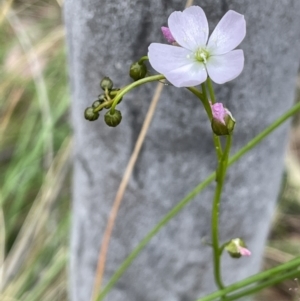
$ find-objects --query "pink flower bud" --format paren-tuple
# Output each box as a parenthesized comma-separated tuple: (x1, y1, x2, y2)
(161, 26, 176, 44)
(211, 102, 227, 124)
(225, 238, 251, 259)
(210, 102, 235, 136)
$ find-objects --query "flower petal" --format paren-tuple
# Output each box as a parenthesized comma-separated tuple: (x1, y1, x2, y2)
(148, 43, 193, 73)
(239, 247, 251, 257)
(207, 10, 246, 55)
(168, 6, 209, 51)
(148, 43, 207, 87)
(166, 63, 207, 87)
(206, 50, 244, 84)
(211, 103, 226, 124)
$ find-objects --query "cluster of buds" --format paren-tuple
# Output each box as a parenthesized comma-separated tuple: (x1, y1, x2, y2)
(84, 77, 122, 127)
(85, 58, 149, 127)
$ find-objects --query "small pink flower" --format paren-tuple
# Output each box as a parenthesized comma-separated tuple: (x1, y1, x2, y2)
(238, 246, 252, 257)
(161, 26, 176, 44)
(148, 6, 246, 87)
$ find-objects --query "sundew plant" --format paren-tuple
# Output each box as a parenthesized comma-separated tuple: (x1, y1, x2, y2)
(83, 5, 300, 301)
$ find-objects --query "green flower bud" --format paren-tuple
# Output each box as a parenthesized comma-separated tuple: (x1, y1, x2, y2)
(211, 103, 235, 136)
(97, 94, 106, 103)
(100, 77, 113, 90)
(104, 109, 122, 127)
(84, 107, 99, 121)
(225, 238, 251, 259)
(129, 62, 147, 81)
(92, 100, 103, 111)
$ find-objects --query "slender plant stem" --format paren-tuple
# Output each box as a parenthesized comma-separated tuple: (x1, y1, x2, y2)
(189, 85, 211, 118)
(211, 135, 232, 290)
(187, 86, 205, 103)
(222, 269, 300, 301)
(201, 83, 210, 111)
(212, 133, 223, 162)
(138, 56, 149, 64)
(110, 74, 165, 112)
(207, 77, 216, 104)
(195, 256, 300, 301)
(93, 74, 165, 113)
(190, 81, 226, 291)
(196, 84, 223, 159)
(109, 89, 122, 96)
(97, 101, 300, 301)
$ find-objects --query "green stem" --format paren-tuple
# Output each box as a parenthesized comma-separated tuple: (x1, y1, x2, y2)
(201, 83, 210, 114)
(202, 77, 222, 164)
(186, 86, 205, 103)
(196, 84, 223, 159)
(211, 135, 232, 290)
(138, 56, 149, 64)
(97, 101, 300, 301)
(109, 89, 122, 96)
(94, 74, 165, 113)
(213, 133, 223, 163)
(207, 77, 216, 104)
(196, 256, 300, 301)
(219, 242, 227, 256)
(104, 88, 111, 101)
(223, 269, 300, 301)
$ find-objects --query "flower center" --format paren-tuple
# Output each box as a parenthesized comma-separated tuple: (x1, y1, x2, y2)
(194, 48, 210, 64)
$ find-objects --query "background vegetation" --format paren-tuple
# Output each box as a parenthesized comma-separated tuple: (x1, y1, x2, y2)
(0, 0, 299, 300)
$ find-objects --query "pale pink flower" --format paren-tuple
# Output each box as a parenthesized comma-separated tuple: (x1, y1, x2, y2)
(148, 6, 246, 87)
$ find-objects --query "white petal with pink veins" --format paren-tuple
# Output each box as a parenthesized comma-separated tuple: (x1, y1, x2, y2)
(168, 6, 209, 51)
(207, 10, 246, 55)
(206, 50, 244, 84)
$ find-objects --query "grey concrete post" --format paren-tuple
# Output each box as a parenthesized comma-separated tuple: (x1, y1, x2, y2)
(64, 1, 300, 300)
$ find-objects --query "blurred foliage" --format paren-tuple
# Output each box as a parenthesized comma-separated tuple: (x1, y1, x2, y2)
(0, 0, 70, 299)
(255, 84, 300, 301)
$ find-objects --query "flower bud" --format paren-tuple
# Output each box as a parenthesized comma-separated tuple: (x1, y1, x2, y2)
(100, 77, 113, 91)
(92, 100, 103, 110)
(104, 109, 122, 127)
(84, 107, 99, 121)
(161, 26, 176, 44)
(129, 62, 147, 81)
(225, 238, 251, 259)
(211, 103, 235, 136)
(97, 94, 106, 103)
